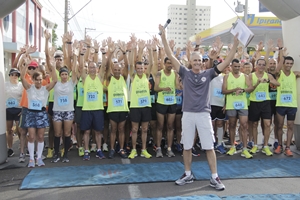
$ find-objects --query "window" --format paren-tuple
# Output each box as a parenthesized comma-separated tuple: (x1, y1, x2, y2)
(29, 22, 33, 44)
(3, 15, 9, 32)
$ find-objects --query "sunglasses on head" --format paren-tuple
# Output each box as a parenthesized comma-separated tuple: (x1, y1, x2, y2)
(28, 67, 36, 70)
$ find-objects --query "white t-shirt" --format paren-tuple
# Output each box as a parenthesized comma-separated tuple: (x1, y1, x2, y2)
(53, 80, 76, 111)
(209, 74, 225, 107)
(27, 85, 49, 110)
(5, 81, 23, 108)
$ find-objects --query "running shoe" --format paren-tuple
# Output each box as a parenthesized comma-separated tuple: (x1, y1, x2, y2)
(83, 152, 90, 161)
(119, 149, 128, 159)
(96, 150, 105, 159)
(216, 144, 226, 154)
(166, 149, 175, 157)
(241, 149, 253, 159)
(175, 143, 183, 153)
(226, 147, 236, 156)
(51, 154, 60, 163)
(236, 142, 243, 150)
(128, 149, 137, 159)
(247, 141, 254, 149)
(36, 158, 45, 166)
(46, 148, 54, 158)
(284, 148, 293, 157)
(7, 149, 14, 157)
(108, 149, 115, 159)
(192, 147, 200, 157)
(175, 173, 195, 186)
(28, 160, 35, 168)
(102, 143, 108, 152)
(62, 157, 70, 163)
(141, 149, 152, 158)
(90, 143, 97, 152)
(273, 141, 279, 150)
(19, 153, 26, 163)
(210, 177, 225, 190)
(262, 146, 273, 156)
(250, 146, 259, 154)
(274, 145, 283, 154)
(156, 148, 163, 158)
(78, 147, 84, 157)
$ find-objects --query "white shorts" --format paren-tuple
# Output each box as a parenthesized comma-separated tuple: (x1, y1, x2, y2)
(181, 112, 215, 150)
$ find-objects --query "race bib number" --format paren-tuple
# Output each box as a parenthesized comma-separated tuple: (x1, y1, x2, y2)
(87, 92, 98, 102)
(6, 98, 18, 108)
(213, 88, 223, 98)
(176, 96, 182, 105)
(269, 92, 277, 100)
(79, 88, 84, 96)
(255, 92, 266, 101)
(138, 97, 149, 107)
(29, 100, 42, 110)
(113, 98, 124, 106)
(233, 101, 245, 110)
(150, 95, 155, 103)
(281, 94, 292, 103)
(58, 96, 69, 106)
(103, 93, 107, 103)
(164, 96, 175, 104)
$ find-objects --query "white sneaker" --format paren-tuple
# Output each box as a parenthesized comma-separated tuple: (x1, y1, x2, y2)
(210, 177, 225, 190)
(175, 173, 195, 185)
(102, 143, 108, 152)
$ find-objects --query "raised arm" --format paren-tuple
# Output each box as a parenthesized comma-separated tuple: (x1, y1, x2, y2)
(46, 59, 58, 91)
(20, 56, 31, 90)
(275, 38, 284, 76)
(12, 47, 26, 69)
(159, 24, 180, 72)
(217, 34, 239, 72)
(71, 40, 79, 84)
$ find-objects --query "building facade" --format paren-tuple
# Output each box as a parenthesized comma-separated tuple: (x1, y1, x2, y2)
(167, 0, 211, 48)
(1, 0, 55, 80)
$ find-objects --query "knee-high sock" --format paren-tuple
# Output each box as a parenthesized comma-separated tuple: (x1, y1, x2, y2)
(54, 136, 60, 156)
(64, 136, 71, 157)
(37, 142, 44, 159)
(28, 142, 35, 160)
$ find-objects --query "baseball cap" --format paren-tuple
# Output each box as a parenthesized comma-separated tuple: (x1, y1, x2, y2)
(112, 58, 118, 63)
(9, 68, 20, 76)
(54, 50, 63, 58)
(28, 61, 39, 68)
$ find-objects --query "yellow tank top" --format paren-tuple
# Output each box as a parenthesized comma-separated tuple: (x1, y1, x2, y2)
(157, 70, 177, 105)
(130, 74, 151, 108)
(249, 72, 270, 102)
(76, 78, 84, 107)
(107, 76, 129, 112)
(49, 69, 61, 102)
(82, 75, 104, 111)
(226, 72, 248, 110)
(276, 70, 297, 107)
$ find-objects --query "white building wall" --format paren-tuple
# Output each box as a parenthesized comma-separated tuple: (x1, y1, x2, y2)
(167, 0, 211, 48)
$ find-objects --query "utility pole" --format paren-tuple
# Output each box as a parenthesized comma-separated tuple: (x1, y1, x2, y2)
(64, 0, 69, 33)
(85, 28, 96, 39)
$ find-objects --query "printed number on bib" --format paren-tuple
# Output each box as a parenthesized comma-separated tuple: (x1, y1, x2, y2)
(29, 100, 42, 110)
(150, 95, 155, 103)
(6, 98, 18, 108)
(176, 96, 182, 105)
(281, 94, 292, 103)
(113, 98, 124, 106)
(164, 96, 175, 104)
(233, 101, 245, 110)
(58, 96, 69, 106)
(138, 97, 149, 106)
(213, 88, 223, 98)
(87, 92, 98, 102)
(269, 92, 277, 100)
(255, 92, 266, 101)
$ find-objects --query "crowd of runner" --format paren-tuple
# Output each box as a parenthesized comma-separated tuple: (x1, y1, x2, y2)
(5, 25, 299, 190)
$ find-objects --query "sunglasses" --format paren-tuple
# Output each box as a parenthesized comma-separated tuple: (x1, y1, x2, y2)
(28, 67, 36, 70)
(56, 59, 63, 62)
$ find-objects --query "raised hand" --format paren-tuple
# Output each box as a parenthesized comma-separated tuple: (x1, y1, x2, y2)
(277, 38, 283, 48)
(117, 40, 126, 53)
(44, 29, 51, 40)
(256, 41, 264, 52)
(27, 45, 38, 54)
(93, 39, 100, 52)
(266, 39, 276, 52)
(48, 46, 56, 57)
(153, 36, 162, 49)
(137, 39, 146, 51)
(195, 34, 202, 46)
(169, 39, 176, 50)
(85, 35, 92, 46)
(130, 33, 137, 43)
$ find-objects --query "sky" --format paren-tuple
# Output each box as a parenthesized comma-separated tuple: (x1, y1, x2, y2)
(40, 0, 275, 46)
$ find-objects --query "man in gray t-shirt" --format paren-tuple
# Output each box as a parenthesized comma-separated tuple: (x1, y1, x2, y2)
(159, 24, 239, 190)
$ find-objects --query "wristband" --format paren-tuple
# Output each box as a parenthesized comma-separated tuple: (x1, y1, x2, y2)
(195, 44, 200, 48)
(95, 51, 99, 53)
(278, 47, 283, 50)
(102, 52, 106, 55)
(153, 49, 157, 51)
(87, 46, 91, 48)
(123, 52, 126, 55)
(80, 53, 84, 56)
(66, 42, 72, 44)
